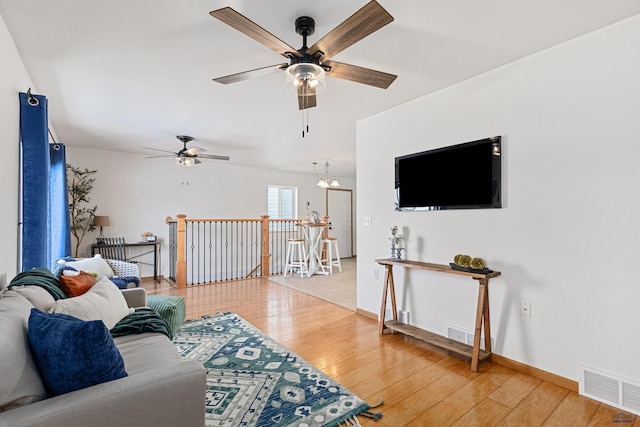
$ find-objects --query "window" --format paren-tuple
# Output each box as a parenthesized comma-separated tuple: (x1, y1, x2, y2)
(268, 185, 298, 219)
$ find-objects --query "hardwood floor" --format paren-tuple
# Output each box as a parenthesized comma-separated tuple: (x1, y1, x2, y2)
(142, 277, 637, 426)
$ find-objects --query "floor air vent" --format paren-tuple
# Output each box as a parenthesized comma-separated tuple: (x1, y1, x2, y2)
(579, 365, 640, 415)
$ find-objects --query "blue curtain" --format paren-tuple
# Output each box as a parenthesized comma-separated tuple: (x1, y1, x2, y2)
(20, 91, 50, 270)
(20, 91, 71, 270)
(50, 143, 72, 261)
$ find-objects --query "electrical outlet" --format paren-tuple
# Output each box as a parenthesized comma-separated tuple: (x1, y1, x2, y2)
(373, 269, 379, 280)
(520, 301, 531, 317)
(362, 216, 372, 226)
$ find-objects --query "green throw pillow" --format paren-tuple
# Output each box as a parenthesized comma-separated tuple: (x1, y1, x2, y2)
(27, 308, 128, 396)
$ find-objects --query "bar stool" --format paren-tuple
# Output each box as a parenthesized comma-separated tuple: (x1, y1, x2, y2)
(320, 237, 342, 274)
(284, 239, 308, 278)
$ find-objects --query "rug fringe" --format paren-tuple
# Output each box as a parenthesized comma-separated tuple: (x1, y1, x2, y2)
(338, 398, 384, 425)
(338, 416, 362, 426)
(359, 410, 383, 421)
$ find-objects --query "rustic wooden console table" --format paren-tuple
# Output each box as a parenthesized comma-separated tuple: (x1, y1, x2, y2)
(376, 258, 501, 371)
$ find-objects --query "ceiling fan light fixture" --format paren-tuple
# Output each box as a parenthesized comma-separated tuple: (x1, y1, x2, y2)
(176, 157, 196, 167)
(285, 63, 326, 95)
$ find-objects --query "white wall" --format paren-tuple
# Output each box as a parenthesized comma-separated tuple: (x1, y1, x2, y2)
(356, 14, 640, 382)
(67, 146, 355, 277)
(0, 14, 35, 286)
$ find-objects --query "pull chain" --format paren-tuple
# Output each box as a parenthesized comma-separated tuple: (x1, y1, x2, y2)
(302, 103, 310, 138)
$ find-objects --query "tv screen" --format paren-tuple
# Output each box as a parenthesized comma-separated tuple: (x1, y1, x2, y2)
(395, 136, 502, 211)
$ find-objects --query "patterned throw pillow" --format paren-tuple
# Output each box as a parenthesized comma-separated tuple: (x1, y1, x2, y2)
(27, 308, 128, 396)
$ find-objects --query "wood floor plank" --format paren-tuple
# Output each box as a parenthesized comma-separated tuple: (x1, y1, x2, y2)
(542, 391, 599, 426)
(409, 364, 515, 425)
(369, 359, 477, 425)
(451, 398, 512, 427)
(588, 403, 637, 426)
(488, 371, 543, 409)
(497, 381, 569, 427)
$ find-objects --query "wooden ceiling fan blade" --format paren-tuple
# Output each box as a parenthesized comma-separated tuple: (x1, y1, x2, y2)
(198, 154, 231, 161)
(214, 63, 289, 84)
(324, 60, 396, 89)
(308, 0, 393, 61)
(210, 7, 302, 58)
(297, 85, 317, 110)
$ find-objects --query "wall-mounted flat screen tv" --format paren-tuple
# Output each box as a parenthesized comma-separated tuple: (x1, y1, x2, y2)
(395, 136, 502, 211)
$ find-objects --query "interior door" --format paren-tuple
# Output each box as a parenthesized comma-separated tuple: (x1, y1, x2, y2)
(326, 188, 353, 258)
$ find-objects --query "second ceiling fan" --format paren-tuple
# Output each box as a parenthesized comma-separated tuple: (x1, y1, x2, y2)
(209, 0, 397, 110)
(143, 135, 230, 166)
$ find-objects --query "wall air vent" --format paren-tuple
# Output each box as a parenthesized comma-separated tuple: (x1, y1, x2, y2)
(579, 365, 640, 416)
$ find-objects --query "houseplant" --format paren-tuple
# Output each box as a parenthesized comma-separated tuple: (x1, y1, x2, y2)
(67, 164, 98, 257)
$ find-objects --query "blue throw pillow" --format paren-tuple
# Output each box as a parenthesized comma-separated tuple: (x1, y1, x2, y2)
(27, 308, 128, 396)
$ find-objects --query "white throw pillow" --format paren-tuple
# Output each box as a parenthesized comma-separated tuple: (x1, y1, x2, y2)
(49, 278, 133, 330)
(63, 255, 115, 278)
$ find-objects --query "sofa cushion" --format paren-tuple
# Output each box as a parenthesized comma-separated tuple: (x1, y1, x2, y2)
(9, 285, 56, 312)
(62, 255, 115, 278)
(0, 291, 47, 411)
(50, 278, 133, 330)
(114, 333, 182, 374)
(58, 271, 97, 297)
(28, 308, 128, 396)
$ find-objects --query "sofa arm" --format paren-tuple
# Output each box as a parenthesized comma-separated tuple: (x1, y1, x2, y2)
(104, 259, 140, 278)
(120, 288, 146, 308)
(0, 360, 206, 427)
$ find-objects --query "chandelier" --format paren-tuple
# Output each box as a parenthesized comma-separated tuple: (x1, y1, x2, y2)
(314, 161, 340, 188)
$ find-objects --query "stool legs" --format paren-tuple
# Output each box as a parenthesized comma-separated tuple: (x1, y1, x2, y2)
(284, 240, 308, 278)
(321, 238, 342, 274)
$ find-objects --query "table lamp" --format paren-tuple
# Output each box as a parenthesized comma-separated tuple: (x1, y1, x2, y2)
(92, 215, 110, 242)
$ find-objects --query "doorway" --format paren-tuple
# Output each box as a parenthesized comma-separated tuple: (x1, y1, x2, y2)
(326, 188, 353, 257)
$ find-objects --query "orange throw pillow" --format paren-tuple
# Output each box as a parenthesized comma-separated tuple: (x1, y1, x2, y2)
(58, 272, 98, 297)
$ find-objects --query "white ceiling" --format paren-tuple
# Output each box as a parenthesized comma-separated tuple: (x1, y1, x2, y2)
(2, 1, 639, 179)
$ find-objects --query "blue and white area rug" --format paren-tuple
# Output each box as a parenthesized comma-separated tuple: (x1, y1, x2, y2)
(172, 312, 375, 426)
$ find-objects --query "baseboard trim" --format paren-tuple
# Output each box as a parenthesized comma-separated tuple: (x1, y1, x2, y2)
(354, 308, 578, 392)
(140, 275, 164, 282)
(492, 354, 578, 392)
(356, 308, 377, 320)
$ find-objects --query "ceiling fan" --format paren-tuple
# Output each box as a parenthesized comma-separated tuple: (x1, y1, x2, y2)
(142, 135, 230, 166)
(209, 0, 397, 110)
